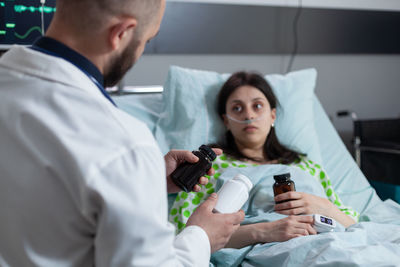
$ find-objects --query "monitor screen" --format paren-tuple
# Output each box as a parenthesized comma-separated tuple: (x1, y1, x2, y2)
(0, 0, 56, 49)
(320, 216, 333, 225)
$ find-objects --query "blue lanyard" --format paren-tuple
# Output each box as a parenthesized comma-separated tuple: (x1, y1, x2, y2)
(30, 45, 117, 107)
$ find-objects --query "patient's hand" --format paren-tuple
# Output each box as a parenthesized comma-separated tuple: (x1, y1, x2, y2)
(274, 192, 356, 228)
(274, 192, 333, 216)
(186, 193, 245, 253)
(164, 148, 222, 193)
(225, 215, 316, 248)
(259, 216, 317, 242)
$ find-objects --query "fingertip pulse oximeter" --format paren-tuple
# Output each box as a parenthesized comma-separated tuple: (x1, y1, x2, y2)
(313, 214, 336, 233)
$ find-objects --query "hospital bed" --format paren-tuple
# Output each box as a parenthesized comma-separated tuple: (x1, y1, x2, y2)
(111, 66, 400, 266)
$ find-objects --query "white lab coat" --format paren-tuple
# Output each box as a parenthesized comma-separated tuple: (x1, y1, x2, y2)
(0, 46, 210, 266)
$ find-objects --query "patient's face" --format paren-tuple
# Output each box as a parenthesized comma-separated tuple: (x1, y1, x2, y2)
(223, 85, 276, 149)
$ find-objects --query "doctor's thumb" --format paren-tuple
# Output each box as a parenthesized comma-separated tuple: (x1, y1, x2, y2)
(202, 193, 218, 212)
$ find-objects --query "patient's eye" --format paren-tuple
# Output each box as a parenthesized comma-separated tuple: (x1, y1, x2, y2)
(254, 103, 263, 110)
(232, 105, 242, 113)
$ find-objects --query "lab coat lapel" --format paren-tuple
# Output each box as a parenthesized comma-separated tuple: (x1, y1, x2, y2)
(0, 45, 100, 98)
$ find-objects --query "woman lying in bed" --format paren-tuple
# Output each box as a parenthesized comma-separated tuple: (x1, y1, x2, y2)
(169, 71, 359, 249)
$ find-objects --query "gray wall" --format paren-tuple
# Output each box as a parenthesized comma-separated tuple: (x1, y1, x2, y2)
(123, 54, 400, 150)
(144, 3, 400, 54)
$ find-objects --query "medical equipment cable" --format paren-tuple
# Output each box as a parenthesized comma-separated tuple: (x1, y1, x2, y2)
(40, 0, 46, 35)
(286, 0, 302, 73)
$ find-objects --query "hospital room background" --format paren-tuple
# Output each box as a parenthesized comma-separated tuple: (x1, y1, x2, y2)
(1, 0, 400, 264)
(1, 0, 399, 214)
(124, 0, 400, 202)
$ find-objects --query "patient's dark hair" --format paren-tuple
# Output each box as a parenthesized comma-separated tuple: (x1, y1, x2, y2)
(212, 71, 303, 164)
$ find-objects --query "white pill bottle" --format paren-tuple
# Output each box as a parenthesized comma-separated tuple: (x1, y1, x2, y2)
(214, 173, 253, 213)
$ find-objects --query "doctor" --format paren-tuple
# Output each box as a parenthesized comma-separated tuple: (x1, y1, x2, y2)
(0, 0, 244, 266)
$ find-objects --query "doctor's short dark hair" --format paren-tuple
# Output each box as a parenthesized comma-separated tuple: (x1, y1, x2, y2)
(214, 71, 303, 164)
(56, 0, 162, 36)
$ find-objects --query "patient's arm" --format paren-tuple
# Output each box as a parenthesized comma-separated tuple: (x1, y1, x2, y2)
(327, 204, 357, 228)
(292, 157, 360, 224)
(225, 216, 316, 249)
(274, 192, 356, 228)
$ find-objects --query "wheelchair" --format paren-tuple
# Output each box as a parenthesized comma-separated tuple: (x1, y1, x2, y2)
(337, 111, 400, 203)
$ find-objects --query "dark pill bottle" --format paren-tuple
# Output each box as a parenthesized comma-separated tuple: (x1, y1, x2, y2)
(171, 145, 217, 192)
(273, 173, 296, 204)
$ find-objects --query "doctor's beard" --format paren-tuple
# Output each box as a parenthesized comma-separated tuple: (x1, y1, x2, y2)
(103, 35, 140, 88)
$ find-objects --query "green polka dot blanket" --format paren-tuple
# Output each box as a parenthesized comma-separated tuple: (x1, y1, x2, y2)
(169, 154, 359, 233)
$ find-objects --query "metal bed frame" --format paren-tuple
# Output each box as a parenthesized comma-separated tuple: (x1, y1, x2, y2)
(337, 110, 400, 201)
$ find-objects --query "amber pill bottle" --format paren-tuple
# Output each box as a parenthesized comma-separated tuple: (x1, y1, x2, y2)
(171, 145, 217, 192)
(273, 173, 296, 203)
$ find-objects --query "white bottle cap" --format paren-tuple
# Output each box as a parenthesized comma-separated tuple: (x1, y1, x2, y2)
(233, 173, 253, 192)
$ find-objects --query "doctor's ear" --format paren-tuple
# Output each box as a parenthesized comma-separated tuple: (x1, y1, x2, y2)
(109, 18, 137, 50)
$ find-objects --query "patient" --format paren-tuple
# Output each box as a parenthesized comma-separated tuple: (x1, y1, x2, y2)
(169, 71, 358, 249)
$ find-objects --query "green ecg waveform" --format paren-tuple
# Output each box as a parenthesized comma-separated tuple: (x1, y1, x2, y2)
(14, 5, 56, 13)
(14, 26, 42, 39)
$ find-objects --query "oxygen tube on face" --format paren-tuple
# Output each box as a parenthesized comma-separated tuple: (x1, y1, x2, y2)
(226, 113, 266, 124)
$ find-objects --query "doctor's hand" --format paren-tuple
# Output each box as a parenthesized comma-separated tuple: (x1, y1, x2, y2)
(274, 192, 334, 216)
(186, 193, 245, 253)
(164, 148, 222, 194)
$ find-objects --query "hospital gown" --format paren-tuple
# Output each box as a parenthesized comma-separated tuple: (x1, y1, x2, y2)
(169, 154, 359, 232)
